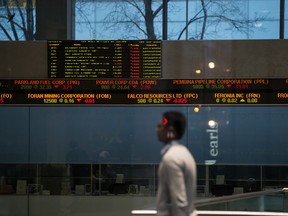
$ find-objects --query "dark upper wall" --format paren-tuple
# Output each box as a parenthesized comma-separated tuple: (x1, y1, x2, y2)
(0, 40, 288, 79)
(0, 42, 47, 78)
(162, 40, 288, 79)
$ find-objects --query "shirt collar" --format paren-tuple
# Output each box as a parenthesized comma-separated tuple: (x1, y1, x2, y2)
(160, 140, 179, 156)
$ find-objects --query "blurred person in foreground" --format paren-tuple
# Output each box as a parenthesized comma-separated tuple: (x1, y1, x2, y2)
(156, 111, 197, 216)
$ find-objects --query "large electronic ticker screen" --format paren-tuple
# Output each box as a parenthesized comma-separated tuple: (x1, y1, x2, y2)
(1, 79, 288, 105)
(48, 40, 161, 78)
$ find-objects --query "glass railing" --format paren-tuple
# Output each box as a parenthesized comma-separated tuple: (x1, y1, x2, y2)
(132, 188, 288, 216)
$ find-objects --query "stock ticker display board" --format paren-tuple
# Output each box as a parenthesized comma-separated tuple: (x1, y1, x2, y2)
(48, 40, 161, 78)
(1, 79, 288, 105)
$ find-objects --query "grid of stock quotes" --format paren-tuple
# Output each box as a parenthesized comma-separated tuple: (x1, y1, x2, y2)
(1, 79, 288, 105)
(48, 40, 161, 78)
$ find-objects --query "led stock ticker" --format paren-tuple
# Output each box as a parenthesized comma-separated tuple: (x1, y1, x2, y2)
(0, 79, 288, 105)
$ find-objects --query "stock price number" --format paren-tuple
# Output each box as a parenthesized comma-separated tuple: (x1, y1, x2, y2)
(226, 98, 238, 103)
(39, 85, 53, 90)
(59, 98, 75, 104)
(173, 98, 187, 104)
(44, 99, 58, 104)
(153, 98, 163, 104)
(84, 99, 95, 104)
(137, 99, 146, 104)
(247, 98, 258, 103)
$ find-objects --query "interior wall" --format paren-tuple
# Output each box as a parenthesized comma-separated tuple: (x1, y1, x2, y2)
(0, 42, 47, 78)
(0, 195, 156, 216)
(162, 40, 288, 79)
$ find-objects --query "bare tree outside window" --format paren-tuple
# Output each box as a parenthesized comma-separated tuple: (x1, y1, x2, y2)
(177, 0, 270, 40)
(103, 0, 163, 39)
(81, 0, 164, 39)
(0, 0, 273, 40)
(75, 0, 164, 39)
(0, 0, 35, 41)
(75, 0, 96, 39)
(75, 0, 271, 40)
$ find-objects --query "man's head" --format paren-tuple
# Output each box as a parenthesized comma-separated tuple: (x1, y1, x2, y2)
(157, 111, 186, 143)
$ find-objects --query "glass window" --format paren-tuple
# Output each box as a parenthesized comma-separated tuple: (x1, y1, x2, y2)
(74, 0, 282, 40)
(0, 0, 36, 41)
(170, 0, 280, 40)
(75, 0, 163, 40)
(248, 0, 280, 39)
(0, 0, 283, 40)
